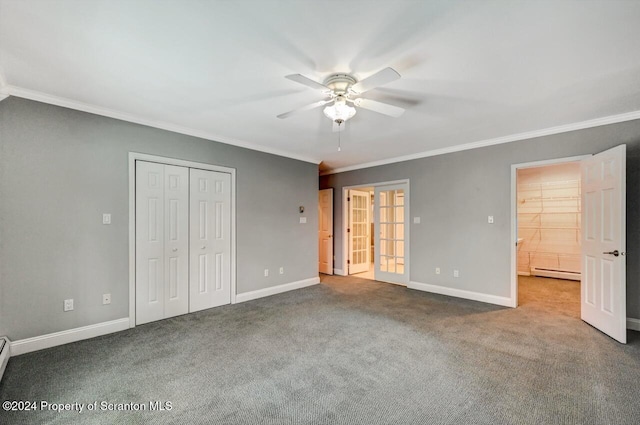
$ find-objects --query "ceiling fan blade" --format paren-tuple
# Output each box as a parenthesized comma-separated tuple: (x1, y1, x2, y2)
(332, 121, 345, 133)
(285, 74, 331, 92)
(350, 67, 401, 94)
(355, 98, 405, 118)
(277, 99, 331, 119)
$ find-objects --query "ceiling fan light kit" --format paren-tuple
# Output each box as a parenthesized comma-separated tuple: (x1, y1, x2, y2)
(323, 95, 356, 123)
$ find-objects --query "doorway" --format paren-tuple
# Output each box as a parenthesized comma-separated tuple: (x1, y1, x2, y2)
(516, 160, 582, 318)
(342, 180, 410, 285)
(510, 146, 627, 343)
(318, 188, 334, 275)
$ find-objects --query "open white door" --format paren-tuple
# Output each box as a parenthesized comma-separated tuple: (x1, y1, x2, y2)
(318, 189, 333, 275)
(348, 190, 371, 274)
(581, 144, 626, 343)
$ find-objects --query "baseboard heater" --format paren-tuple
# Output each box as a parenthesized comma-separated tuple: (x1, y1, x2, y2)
(531, 267, 581, 281)
(0, 336, 10, 383)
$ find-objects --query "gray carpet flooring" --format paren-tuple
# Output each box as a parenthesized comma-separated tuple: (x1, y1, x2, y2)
(1, 275, 639, 424)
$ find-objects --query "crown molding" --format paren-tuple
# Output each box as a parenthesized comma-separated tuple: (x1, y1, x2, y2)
(3, 85, 321, 165)
(321, 110, 640, 175)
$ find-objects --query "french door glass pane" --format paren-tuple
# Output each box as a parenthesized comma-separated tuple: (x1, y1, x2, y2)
(377, 188, 405, 277)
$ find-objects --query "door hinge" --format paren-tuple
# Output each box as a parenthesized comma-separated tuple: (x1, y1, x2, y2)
(347, 228, 350, 233)
(347, 197, 350, 202)
(347, 260, 350, 264)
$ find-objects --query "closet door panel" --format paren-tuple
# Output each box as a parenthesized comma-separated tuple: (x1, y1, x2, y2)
(136, 161, 165, 325)
(163, 165, 190, 318)
(189, 168, 231, 312)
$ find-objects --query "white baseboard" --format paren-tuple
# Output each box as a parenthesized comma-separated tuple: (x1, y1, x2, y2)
(236, 277, 320, 303)
(408, 281, 514, 308)
(10, 318, 130, 356)
(0, 337, 10, 383)
(627, 318, 640, 331)
(334, 269, 346, 276)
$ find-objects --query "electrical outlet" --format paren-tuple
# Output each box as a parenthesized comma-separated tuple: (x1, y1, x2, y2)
(279, 267, 284, 275)
(102, 213, 111, 225)
(64, 299, 74, 312)
(435, 267, 441, 275)
(299, 217, 307, 224)
(453, 270, 460, 278)
(488, 215, 494, 224)
(103, 293, 111, 305)
(264, 269, 269, 277)
(413, 217, 421, 224)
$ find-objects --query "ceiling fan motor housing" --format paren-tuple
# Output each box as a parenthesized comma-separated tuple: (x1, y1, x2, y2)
(323, 74, 357, 95)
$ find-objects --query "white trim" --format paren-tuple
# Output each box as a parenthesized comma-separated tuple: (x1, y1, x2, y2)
(627, 318, 640, 332)
(4, 85, 320, 165)
(235, 277, 320, 303)
(342, 179, 410, 280)
(0, 337, 10, 382)
(128, 152, 237, 328)
(321, 111, 640, 175)
(333, 269, 346, 276)
(9, 318, 129, 357)
(510, 155, 590, 308)
(408, 281, 513, 307)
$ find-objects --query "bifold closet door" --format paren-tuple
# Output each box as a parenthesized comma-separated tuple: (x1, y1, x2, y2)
(189, 168, 232, 312)
(136, 161, 189, 325)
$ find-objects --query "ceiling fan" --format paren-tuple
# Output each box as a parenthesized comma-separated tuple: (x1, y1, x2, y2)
(277, 67, 405, 132)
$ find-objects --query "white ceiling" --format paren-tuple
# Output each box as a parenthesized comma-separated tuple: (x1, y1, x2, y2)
(1, 0, 640, 173)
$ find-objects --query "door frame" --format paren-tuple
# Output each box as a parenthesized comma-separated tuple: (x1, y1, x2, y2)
(341, 179, 410, 278)
(509, 155, 590, 308)
(128, 152, 237, 328)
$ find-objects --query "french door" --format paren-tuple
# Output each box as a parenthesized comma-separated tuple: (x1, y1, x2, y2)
(374, 183, 409, 285)
(349, 189, 371, 274)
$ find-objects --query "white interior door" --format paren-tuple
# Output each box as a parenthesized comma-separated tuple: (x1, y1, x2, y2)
(375, 184, 409, 285)
(349, 190, 371, 274)
(318, 189, 333, 275)
(189, 168, 232, 312)
(136, 161, 189, 325)
(581, 144, 626, 343)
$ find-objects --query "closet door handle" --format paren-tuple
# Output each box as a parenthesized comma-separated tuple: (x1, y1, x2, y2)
(172, 248, 178, 252)
(201, 245, 206, 250)
(603, 250, 619, 257)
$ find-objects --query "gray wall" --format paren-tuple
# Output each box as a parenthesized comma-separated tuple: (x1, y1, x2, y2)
(321, 120, 640, 318)
(0, 97, 318, 340)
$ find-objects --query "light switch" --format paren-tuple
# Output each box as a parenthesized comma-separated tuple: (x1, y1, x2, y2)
(299, 217, 307, 224)
(488, 215, 494, 224)
(103, 214, 111, 225)
(413, 217, 421, 224)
